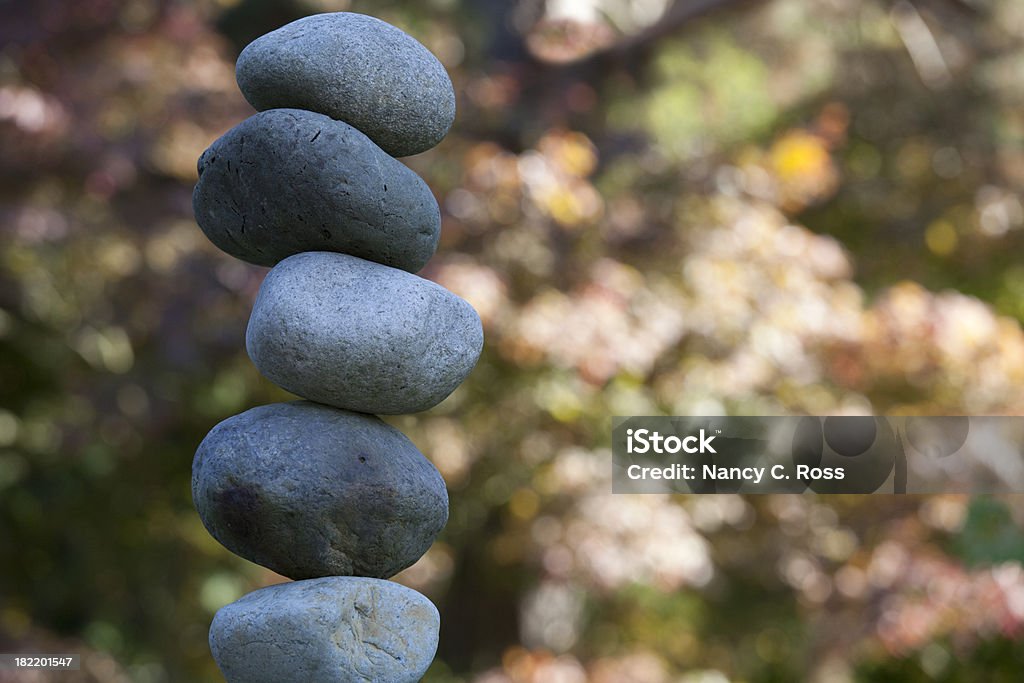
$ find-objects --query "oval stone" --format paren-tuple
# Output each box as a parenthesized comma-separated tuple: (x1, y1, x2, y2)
(210, 577, 439, 683)
(192, 109, 440, 272)
(192, 401, 448, 579)
(235, 12, 455, 157)
(246, 252, 484, 415)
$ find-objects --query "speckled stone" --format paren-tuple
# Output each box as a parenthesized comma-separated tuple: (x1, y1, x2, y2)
(235, 12, 456, 157)
(192, 401, 448, 580)
(210, 577, 439, 683)
(246, 251, 483, 415)
(192, 109, 440, 272)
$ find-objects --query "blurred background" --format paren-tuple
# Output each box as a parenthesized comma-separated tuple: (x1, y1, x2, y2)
(2, 0, 1024, 680)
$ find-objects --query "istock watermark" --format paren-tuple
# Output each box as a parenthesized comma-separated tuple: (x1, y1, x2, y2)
(625, 428, 718, 454)
(612, 416, 1024, 494)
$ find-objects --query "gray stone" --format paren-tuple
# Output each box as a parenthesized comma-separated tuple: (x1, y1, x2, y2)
(246, 251, 483, 415)
(210, 577, 439, 683)
(235, 12, 456, 157)
(192, 109, 440, 272)
(192, 401, 448, 580)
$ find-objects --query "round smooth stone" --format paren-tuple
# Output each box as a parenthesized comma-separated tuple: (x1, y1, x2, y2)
(235, 12, 456, 157)
(246, 251, 484, 415)
(192, 108, 440, 272)
(192, 401, 448, 580)
(210, 577, 439, 683)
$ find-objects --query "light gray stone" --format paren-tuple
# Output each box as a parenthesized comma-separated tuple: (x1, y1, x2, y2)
(192, 401, 448, 580)
(235, 12, 456, 157)
(192, 109, 440, 272)
(246, 251, 483, 415)
(210, 577, 439, 683)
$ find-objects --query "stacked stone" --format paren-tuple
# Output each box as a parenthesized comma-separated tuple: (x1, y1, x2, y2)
(189, 13, 480, 683)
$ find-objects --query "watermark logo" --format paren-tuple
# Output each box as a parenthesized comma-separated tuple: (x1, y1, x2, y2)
(611, 416, 1015, 494)
(626, 428, 717, 454)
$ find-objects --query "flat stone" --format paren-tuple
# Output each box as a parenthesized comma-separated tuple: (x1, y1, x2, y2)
(210, 577, 439, 683)
(236, 12, 456, 157)
(192, 401, 448, 579)
(246, 252, 483, 415)
(193, 109, 440, 272)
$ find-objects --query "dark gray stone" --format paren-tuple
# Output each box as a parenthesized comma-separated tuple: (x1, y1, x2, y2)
(210, 577, 439, 683)
(235, 12, 455, 157)
(192, 401, 448, 580)
(246, 252, 484, 415)
(192, 109, 440, 272)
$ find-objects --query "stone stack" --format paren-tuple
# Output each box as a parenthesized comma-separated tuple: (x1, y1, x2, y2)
(190, 13, 480, 683)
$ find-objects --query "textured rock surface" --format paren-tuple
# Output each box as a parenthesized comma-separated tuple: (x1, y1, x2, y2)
(210, 577, 439, 683)
(193, 109, 440, 272)
(236, 12, 455, 157)
(246, 251, 483, 414)
(192, 401, 448, 580)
